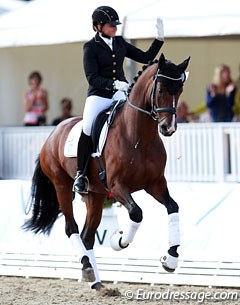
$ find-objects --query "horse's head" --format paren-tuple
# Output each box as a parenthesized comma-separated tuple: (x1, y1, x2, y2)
(126, 53, 190, 137)
(153, 53, 190, 136)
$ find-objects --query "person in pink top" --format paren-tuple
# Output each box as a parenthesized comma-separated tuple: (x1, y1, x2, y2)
(23, 71, 48, 126)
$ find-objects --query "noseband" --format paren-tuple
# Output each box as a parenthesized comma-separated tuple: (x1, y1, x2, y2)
(127, 69, 184, 122)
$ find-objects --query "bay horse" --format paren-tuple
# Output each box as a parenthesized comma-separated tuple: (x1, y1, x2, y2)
(23, 53, 190, 290)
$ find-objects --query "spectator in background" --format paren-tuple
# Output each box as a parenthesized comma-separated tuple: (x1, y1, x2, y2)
(176, 100, 190, 123)
(232, 64, 240, 122)
(52, 98, 73, 125)
(233, 89, 240, 122)
(235, 64, 240, 89)
(191, 101, 211, 122)
(23, 71, 48, 126)
(206, 64, 236, 122)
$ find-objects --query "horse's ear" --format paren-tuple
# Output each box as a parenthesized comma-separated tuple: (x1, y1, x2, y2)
(158, 53, 166, 70)
(178, 56, 190, 72)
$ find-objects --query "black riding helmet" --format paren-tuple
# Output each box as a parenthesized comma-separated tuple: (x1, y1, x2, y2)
(92, 6, 121, 31)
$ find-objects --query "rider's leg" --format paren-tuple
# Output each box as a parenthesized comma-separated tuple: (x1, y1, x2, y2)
(73, 95, 114, 194)
(73, 132, 92, 193)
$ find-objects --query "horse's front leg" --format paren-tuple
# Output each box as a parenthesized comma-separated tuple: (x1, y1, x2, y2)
(110, 193, 143, 250)
(146, 179, 180, 272)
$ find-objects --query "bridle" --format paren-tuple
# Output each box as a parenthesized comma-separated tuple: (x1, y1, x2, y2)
(127, 69, 186, 122)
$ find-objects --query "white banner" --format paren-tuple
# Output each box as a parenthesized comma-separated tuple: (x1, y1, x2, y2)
(0, 180, 240, 262)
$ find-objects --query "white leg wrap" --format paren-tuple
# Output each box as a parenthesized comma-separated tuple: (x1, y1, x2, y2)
(121, 219, 141, 247)
(87, 249, 101, 286)
(70, 233, 87, 261)
(168, 212, 180, 247)
(110, 230, 127, 251)
(161, 253, 178, 271)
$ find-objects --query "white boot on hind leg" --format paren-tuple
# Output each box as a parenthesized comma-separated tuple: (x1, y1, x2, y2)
(110, 219, 141, 251)
(70, 234, 95, 282)
(110, 230, 129, 251)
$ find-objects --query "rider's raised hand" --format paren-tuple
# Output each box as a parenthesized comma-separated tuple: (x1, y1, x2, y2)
(113, 80, 129, 92)
(156, 17, 164, 41)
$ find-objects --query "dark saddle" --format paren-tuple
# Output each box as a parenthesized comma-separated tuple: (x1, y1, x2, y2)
(91, 99, 125, 152)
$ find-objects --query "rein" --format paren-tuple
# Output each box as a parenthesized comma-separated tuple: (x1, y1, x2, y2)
(127, 69, 182, 121)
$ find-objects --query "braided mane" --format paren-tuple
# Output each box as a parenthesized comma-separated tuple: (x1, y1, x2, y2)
(127, 59, 158, 95)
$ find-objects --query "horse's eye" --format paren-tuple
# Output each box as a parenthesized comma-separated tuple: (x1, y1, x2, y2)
(159, 88, 164, 96)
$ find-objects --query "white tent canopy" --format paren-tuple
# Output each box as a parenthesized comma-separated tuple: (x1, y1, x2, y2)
(124, 0, 240, 39)
(0, 0, 239, 48)
(0, 0, 26, 16)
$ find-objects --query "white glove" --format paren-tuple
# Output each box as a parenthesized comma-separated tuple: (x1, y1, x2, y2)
(156, 17, 164, 41)
(113, 80, 129, 92)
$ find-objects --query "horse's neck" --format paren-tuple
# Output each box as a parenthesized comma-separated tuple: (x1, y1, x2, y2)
(122, 66, 158, 143)
(130, 63, 157, 107)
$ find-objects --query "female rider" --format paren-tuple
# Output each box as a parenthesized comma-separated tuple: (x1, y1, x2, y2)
(73, 6, 164, 193)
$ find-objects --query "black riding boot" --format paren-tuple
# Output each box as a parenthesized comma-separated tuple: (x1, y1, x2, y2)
(73, 132, 92, 194)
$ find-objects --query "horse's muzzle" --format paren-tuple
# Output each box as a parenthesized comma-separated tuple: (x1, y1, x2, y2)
(158, 111, 177, 137)
(159, 124, 176, 137)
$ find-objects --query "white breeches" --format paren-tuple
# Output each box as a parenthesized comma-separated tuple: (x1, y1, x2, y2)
(82, 91, 126, 136)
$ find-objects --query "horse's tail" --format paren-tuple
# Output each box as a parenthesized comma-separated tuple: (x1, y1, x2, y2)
(23, 155, 61, 235)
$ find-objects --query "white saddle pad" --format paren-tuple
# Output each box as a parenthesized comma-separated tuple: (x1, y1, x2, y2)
(64, 121, 83, 157)
(64, 120, 108, 158)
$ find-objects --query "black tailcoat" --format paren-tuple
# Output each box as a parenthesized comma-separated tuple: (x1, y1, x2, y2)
(83, 33, 163, 98)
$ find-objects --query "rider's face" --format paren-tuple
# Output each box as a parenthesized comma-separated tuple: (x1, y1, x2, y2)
(100, 23, 117, 37)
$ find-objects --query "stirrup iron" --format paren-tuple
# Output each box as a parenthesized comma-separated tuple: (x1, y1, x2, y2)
(73, 173, 89, 194)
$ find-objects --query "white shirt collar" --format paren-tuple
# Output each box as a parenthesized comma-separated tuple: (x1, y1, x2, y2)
(99, 34, 113, 50)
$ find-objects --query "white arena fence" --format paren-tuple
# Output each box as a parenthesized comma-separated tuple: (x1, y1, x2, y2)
(0, 123, 239, 182)
(0, 126, 54, 180)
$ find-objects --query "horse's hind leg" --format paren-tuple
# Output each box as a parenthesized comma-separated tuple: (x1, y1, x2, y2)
(80, 192, 106, 290)
(110, 193, 143, 250)
(146, 178, 180, 272)
(51, 175, 95, 282)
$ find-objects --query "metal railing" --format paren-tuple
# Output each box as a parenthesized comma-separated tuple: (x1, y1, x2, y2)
(0, 123, 239, 182)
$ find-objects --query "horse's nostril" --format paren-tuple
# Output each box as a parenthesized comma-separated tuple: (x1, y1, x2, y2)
(161, 125, 167, 132)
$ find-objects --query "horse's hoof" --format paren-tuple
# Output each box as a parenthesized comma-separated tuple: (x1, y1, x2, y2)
(91, 282, 105, 290)
(160, 253, 178, 273)
(82, 267, 96, 282)
(110, 230, 129, 251)
(162, 265, 175, 273)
